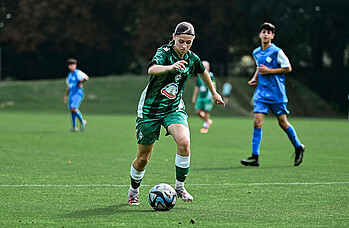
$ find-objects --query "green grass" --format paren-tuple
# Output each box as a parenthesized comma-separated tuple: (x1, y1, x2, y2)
(0, 112, 348, 227)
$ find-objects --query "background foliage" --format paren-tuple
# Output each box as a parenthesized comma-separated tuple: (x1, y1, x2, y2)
(0, 0, 348, 112)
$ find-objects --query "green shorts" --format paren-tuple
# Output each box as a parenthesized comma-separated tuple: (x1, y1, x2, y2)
(195, 98, 213, 112)
(136, 110, 188, 145)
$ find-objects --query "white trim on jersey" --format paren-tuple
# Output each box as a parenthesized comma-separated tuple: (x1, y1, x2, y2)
(277, 50, 291, 68)
(178, 96, 184, 110)
(137, 85, 149, 118)
(253, 55, 258, 66)
(77, 70, 88, 81)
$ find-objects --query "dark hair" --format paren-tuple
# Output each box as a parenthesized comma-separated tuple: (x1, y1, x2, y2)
(67, 58, 78, 64)
(174, 21, 195, 36)
(260, 22, 275, 33)
(169, 22, 195, 44)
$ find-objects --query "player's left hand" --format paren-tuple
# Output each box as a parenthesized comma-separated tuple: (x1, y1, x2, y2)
(257, 64, 273, 74)
(212, 92, 225, 108)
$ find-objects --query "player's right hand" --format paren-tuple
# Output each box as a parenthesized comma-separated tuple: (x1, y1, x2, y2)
(63, 96, 67, 104)
(171, 60, 188, 72)
(248, 79, 257, 86)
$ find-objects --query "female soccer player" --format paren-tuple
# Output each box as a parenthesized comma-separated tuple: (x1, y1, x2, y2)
(128, 22, 225, 205)
(64, 58, 89, 132)
(192, 60, 216, 133)
(241, 22, 305, 167)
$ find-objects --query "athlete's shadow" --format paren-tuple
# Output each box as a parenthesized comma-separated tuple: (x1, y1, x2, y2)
(63, 204, 154, 218)
(191, 166, 293, 171)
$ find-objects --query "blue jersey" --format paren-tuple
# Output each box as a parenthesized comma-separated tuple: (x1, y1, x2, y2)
(252, 43, 291, 104)
(66, 69, 87, 96)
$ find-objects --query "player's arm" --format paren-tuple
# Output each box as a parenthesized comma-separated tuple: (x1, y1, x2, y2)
(257, 65, 291, 74)
(198, 70, 225, 107)
(148, 60, 187, 76)
(248, 69, 259, 86)
(258, 49, 292, 75)
(77, 72, 89, 87)
(192, 86, 199, 103)
(64, 87, 69, 103)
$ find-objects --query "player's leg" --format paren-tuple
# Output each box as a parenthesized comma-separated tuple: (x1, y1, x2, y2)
(163, 111, 193, 202)
(128, 143, 154, 205)
(128, 117, 161, 205)
(70, 94, 86, 131)
(68, 96, 78, 131)
(69, 109, 78, 131)
(200, 101, 213, 133)
(167, 123, 193, 202)
(241, 101, 268, 166)
(276, 113, 305, 166)
(73, 94, 87, 131)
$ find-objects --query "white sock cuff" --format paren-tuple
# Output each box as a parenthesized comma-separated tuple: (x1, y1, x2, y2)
(130, 165, 145, 180)
(175, 180, 184, 189)
(175, 154, 190, 169)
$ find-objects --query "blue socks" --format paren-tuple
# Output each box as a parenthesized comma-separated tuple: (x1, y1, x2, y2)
(75, 110, 84, 123)
(71, 112, 77, 127)
(285, 124, 301, 148)
(252, 128, 262, 155)
(251, 125, 301, 156)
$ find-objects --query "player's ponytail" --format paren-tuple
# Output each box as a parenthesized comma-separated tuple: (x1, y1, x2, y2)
(169, 21, 195, 44)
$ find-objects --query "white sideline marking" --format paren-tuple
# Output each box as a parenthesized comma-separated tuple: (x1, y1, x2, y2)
(0, 182, 348, 187)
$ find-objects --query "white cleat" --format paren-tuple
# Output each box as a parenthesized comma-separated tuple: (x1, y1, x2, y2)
(80, 120, 87, 131)
(175, 188, 193, 202)
(128, 189, 139, 205)
(70, 127, 78, 132)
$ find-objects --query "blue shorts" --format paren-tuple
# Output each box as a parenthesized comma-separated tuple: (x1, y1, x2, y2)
(69, 93, 84, 109)
(253, 101, 289, 116)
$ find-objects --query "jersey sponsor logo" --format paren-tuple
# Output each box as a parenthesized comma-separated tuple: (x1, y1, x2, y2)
(175, 74, 182, 82)
(161, 83, 178, 99)
(266, 56, 272, 63)
(138, 130, 143, 140)
(163, 47, 170, 52)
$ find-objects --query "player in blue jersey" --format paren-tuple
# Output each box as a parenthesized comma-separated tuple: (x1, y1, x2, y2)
(64, 58, 89, 132)
(241, 22, 305, 167)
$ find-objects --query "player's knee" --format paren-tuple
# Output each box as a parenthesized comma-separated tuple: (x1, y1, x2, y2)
(138, 155, 150, 167)
(177, 138, 190, 153)
(278, 119, 289, 130)
(71, 108, 77, 113)
(254, 119, 263, 128)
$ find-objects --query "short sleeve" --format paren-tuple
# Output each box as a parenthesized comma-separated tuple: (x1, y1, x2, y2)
(76, 70, 87, 81)
(253, 55, 258, 66)
(196, 78, 200, 86)
(277, 50, 291, 68)
(194, 55, 205, 74)
(148, 47, 168, 68)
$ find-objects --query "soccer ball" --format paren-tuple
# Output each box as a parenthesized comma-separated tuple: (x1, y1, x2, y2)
(148, 183, 177, 211)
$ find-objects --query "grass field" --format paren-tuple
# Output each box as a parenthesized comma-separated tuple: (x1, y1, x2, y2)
(0, 112, 348, 227)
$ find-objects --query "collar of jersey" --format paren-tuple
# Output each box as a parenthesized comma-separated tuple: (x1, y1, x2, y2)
(260, 43, 274, 52)
(170, 44, 189, 61)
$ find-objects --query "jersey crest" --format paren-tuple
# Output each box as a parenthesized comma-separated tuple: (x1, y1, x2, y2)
(161, 83, 178, 99)
(175, 74, 182, 82)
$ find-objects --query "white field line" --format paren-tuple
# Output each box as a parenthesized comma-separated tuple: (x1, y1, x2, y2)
(0, 182, 348, 187)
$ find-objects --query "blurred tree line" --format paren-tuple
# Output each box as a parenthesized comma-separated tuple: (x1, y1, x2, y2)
(0, 0, 348, 112)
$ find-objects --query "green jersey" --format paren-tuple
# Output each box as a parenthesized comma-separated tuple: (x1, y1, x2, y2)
(196, 72, 215, 100)
(137, 44, 206, 117)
